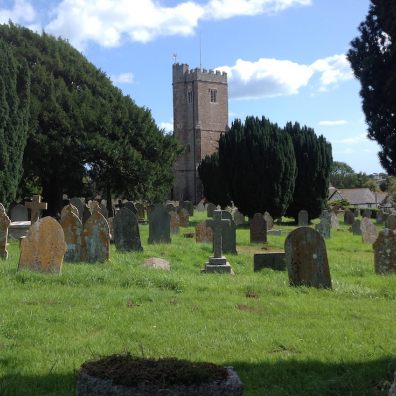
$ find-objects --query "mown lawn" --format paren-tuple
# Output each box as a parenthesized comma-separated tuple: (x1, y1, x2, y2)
(0, 212, 395, 395)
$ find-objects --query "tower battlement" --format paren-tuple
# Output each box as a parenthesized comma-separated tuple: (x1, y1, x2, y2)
(173, 63, 227, 85)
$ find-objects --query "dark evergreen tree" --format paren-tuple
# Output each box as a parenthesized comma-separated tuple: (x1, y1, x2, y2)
(348, 1, 396, 174)
(284, 122, 332, 222)
(197, 152, 230, 208)
(0, 39, 29, 208)
(218, 116, 296, 218)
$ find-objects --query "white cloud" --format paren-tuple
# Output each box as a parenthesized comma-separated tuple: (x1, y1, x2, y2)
(160, 121, 173, 133)
(335, 133, 368, 145)
(111, 72, 135, 84)
(0, 0, 36, 24)
(318, 120, 348, 126)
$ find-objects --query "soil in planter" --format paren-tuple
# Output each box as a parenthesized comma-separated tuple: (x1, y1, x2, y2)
(79, 354, 229, 389)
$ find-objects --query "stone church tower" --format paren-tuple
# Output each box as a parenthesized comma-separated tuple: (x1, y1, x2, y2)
(172, 63, 228, 203)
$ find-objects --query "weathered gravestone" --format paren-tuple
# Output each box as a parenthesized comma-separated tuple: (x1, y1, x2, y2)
(233, 210, 245, 226)
(60, 203, 79, 221)
(0, 204, 11, 259)
(221, 210, 237, 254)
(373, 228, 396, 274)
(18, 217, 67, 274)
(166, 203, 176, 213)
(284, 227, 332, 288)
(10, 203, 28, 222)
(70, 197, 85, 219)
(60, 205, 82, 262)
(195, 220, 213, 243)
(330, 212, 339, 230)
(135, 202, 145, 222)
(183, 200, 194, 216)
(82, 205, 91, 224)
(148, 204, 171, 244)
(81, 211, 110, 262)
(315, 212, 331, 239)
(351, 219, 362, 235)
(250, 213, 267, 243)
(123, 201, 137, 215)
(113, 208, 142, 252)
(207, 203, 216, 218)
(360, 217, 378, 244)
(376, 210, 385, 225)
(298, 209, 308, 227)
(344, 210, 355, 225)
(144, 257, 170, 271)
(254, 252, 285, 272)
(363, 209, 372, 218)
(386, 214, 396, 231)
(178, 208, 189, 227)
(196, 199, 206, 212)
(99, 203, 108, 219)
(25, 195, 47, 223)
(169, 211, 180, 234)
(202, 210, 233, 274)
(264, 212, 273, 230)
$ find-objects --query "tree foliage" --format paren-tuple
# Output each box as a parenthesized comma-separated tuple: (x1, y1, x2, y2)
(330, 161, 374, 188)
(197, 152, 230, 208)
(348, 1, 396, 174)
(284, 122, 332, 221)
(0, 39, 29, 208)
(218, 116, 296, 218)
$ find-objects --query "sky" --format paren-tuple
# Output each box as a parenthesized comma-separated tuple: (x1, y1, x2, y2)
(0, 0, 383, 174)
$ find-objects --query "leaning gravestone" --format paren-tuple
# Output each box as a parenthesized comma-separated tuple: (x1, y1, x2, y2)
(298, 210, 308, 227)
(344, 210, 355, 225)
(18, 217, 67, 274)
(250, 213, 267, 243)
(373, 228, 396, 274)
(148, 204, 171, 244)
(195, 220, 213, 243)
(284, 227, 332, 288)
(330, 212, 339, 230)
(207, 203, 216, 218)
(263, 212, 273, 230)
(169, 211, 180, 234)
(25, 195, 47, 223)
(351, 219, 362, 235)
(0, 204, 11, 259)
(178, 208, 189, 227)
(360, 217, 378, 244)
(315, 212, 331, 239)
(386, 214, 396, 231)
(10, 203, 28, 222)
(221, 210, 237, 254)
(113, 208, 142, 252)
(183, 200, 194, 216)
(70, 197, 85, 219)
(81, 211, 110, 262)
(123, 201, 137, 215)
(233, 210, 245, 226)
(60, 207, 82, 262)
(376, 210, 384, 225)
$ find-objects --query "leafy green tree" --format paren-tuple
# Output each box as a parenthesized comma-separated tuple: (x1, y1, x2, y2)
(330, 161, 372, 188)
(0, 39, 29, 208)
(218, 116, 296, 218)
(348, 1, 396, 174)
(284, 122, 332, 222)
(197, 152, 230, 208)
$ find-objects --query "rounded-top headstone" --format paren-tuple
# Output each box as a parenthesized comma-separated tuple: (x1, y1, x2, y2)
(61, 210, 82, 262)
(70, 197, 84, 220)
(373, 228, 396, 274)
(298, 210, 308, 227)
(113, 207, 142, 252)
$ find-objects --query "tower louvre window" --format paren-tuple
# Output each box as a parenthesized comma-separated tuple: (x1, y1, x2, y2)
(210, 89, 217, 103)
(187, 90, 193, 103)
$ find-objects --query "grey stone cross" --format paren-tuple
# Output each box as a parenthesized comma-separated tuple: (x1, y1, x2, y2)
(207, 209, 230, 258)
(25, 195, 47, 224)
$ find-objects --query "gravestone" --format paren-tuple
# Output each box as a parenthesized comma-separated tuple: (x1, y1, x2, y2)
(148, 204, 171, 244)
(363, 209, 372, 218)
(166, 203, 176, 213)
(82, 205, 91, 224)
(315, 212, 331, 239)
(169, 211, 180, 234)
(183, 200, 194, 216)
(386, 214, 396, 230)
(81, 211, 110, 262)
(298, 210, 308, 227)
(202, 210, 232, 273)
(352, 219, 362, 235)
(221, 210, 237, 254)
(376, 210, 384, 225)
(263, 212, 273, 230)
(253, 252, 285, 272)
(284, 227, 332, 288)
(250, 213, 267, 243)
(178, 208, 189, 227)
(99, 203, 108, 219)
(144, 257, 170, 271)
(207, 203, 216, 218)
(354, 208, 360, 217)
(60, 208, 82, 262)
(135, 202, 145, 222)
(233, 210, 245, 226)
(0, 204, 11, 259)
(195, 220, 213, 243)
(344, 210, 355, 225)
(360, 217, 378, 244)
(123, 201, 137, 215)
(70, 197, 85, 219)
(373, 228, 396, 274)
(196, 199, 206, 212)
(113, 208, 142, 252)
(18, 217, 67, 274)
(330, 212, 339, 230)
(25, 195, 47, 223)
(10, 203, 28, 222)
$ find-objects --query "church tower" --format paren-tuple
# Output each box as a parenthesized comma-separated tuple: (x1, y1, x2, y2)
(172, 63, 228, 203)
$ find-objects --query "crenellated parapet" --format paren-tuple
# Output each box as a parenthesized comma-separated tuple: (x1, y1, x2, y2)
(172, 63, 227, 85)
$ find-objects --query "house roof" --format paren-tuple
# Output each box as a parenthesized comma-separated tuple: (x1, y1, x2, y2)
(336, 188, 376, 205)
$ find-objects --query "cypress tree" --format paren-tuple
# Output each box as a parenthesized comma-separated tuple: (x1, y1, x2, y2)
(284, 122, 332, 222)
(218, 116, 296, 218)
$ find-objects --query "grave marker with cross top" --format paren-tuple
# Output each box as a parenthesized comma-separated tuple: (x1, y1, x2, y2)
(25, 195, 47, 224)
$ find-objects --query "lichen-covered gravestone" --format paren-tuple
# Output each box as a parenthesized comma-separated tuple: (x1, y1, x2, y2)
(178, 208, 189, 227)
(60, 205, 82, 262)
(195, 220, 213, 243)
(148, 204, 171, 244)
(221, 210, 237, 254)
(207, 203, 216, 218)
(298, 209, 308, 227)
(18, 217, 67, 274)
(250, 213, 267, 243)
(81, 211, 110, 262)
(344, 210, 355, 225)
(284, 227, 332, 288)
(169, 211, 180, 234)
(351, 219, 362, 235)
(0, 204, 11, 259)
(360, 217, 378, 244)
(113, 208, 143, 252)
(10, 203, 28, 222)
(373, 228, 396, 274)
(60, 203, 79, 221)
(263, 212, 273, 230)
(70, 197, 85, 220)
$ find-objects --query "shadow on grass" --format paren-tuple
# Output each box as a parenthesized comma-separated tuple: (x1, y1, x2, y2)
(1, 357, 394, 395)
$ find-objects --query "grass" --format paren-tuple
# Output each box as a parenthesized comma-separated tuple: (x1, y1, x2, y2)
(0, 211, 395, 395)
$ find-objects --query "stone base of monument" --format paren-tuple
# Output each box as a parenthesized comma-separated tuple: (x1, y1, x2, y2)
(201, 256, 234, 274)
(8, 221, 31, 240)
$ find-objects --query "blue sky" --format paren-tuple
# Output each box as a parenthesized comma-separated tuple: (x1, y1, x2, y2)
(1, 0, 383, 174)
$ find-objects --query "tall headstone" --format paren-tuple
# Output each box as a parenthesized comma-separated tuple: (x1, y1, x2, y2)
(18, 217, 67, 274)
(60, 208, 82, 262)
(81, 211, 110, 262)
(351, 219, 362, 235)
(60, 203, 79, 221)
(221, 210, 237, 254)
(344, 210, 355, 225)
(195, 220, 213, 243)
(70, 197, 84, 220)
(169, 211, 180, 234)
(298, 210, 308, 227)
(263, 212, 273, 230)
(0, 204, 11, 259)
(10, 203, 28, 222)
(360, 217, 378, 244)
(148, 204, 171, 244)
(25, 195, 47, 223)
(250, 213, 267, 243)
(284, 227, 332, 288)
(207, 203, 216, 218)
(113, 208, 142, 252)
(373, 228, 396, 274)
(178, 208, 189, 227)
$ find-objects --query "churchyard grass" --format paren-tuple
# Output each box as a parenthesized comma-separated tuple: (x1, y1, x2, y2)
(0, 212, 395, 395)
